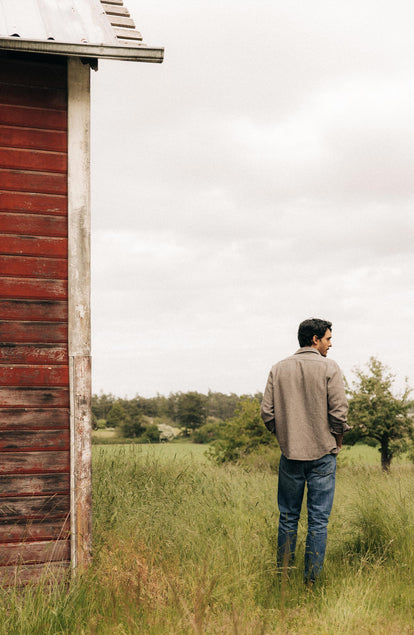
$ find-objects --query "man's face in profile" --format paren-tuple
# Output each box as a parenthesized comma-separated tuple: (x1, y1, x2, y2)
(313, 329, 332, 357)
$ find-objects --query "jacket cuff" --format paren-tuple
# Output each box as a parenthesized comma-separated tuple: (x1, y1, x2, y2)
(330, 422, 351, 435)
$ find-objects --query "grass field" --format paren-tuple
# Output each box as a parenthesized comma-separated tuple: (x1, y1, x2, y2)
(92, 439, 408, 467)
(92, 441, 209, 463)
(0, 444, 413, 633)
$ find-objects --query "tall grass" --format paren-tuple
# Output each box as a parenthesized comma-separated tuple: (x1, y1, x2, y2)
(0, 446, 413, 633)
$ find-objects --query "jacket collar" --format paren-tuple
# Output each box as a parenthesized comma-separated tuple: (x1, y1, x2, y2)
(294, 346, 322, 356)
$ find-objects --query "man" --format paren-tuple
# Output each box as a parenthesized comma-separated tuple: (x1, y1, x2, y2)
(260, 318, 349, 583)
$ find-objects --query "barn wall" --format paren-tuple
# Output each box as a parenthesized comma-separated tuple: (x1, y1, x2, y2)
(0, 53, 70, 582)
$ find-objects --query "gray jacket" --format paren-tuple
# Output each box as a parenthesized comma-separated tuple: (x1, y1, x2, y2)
(260, 347, 350, 460)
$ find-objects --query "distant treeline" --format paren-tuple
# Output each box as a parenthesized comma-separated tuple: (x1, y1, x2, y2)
(92, 390, 263, 429)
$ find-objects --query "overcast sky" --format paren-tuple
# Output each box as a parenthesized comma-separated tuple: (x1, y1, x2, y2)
(90, 0, 414, 398)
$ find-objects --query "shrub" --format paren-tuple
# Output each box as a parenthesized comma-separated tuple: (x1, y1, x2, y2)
(207, 397, 278, 465)
(192, 419, 223, 444)
(139, 424, 161, 444)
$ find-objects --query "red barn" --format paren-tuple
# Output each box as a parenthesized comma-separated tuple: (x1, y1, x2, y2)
(0, 0, 163, 583)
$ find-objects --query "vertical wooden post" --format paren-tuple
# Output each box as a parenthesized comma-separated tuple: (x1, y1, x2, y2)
(67, 58, 92, 572)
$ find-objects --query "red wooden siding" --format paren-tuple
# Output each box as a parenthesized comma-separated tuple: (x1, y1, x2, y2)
(0, 54, 70, 582)
(0, 235, 67, 257)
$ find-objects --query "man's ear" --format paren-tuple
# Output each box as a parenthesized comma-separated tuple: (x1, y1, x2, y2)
(312, 334, 319, 346)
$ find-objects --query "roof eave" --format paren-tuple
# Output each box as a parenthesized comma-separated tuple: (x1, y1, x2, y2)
(0, 37, 164, 63)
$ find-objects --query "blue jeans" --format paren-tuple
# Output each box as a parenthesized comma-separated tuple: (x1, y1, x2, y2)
(277, 453, 336, 582)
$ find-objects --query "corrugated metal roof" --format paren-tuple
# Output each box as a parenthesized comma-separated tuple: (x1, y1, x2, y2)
(0, 0, 163, 63)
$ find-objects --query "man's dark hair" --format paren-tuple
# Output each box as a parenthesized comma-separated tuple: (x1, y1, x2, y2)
(298, 318, 332, 347)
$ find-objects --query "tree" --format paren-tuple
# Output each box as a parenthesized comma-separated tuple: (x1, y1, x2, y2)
(347, 357, 413, 471)
(120, 414, 145, 439)
(206, 391, 239, 420)
(92, 392, 115, 422)
(106, 401, 128, 428)
(176, 392, 207, 435)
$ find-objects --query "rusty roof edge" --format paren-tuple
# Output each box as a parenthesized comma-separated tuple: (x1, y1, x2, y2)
(0, 36, 164, 63)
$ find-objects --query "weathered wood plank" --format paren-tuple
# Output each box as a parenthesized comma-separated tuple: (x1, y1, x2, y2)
(0, 278, 67, 300)
(113, 27, 142, 40)
(0, 256, 67, 279)
(0, 408, 69, 429)
(0, 300, 67, 322)
(109, 15, 135, 28)
(0, 148, 67, 174)
(102, 3, 130, 16)
(0, 388, 69, 408)
(0, 105, 66, 132)
(0, 494, 69, 519)
(0, 365, 69, 387)
(0, 170, 67, 196)
(0, 540, 70, 566)
(68, 58, 92, 571)
(0, 213, 67, 237)
(0, 518, 70, 542)
(0, 235, 67, 257)
(0, 473, 69, 496)
(0, 344, 68, 365)
(0, 322, 67, 343)
(71, 357, 92, 570)
(0, 191, 66, 215)
(0, 58, 67, 89)
(0, 452, 69, 475)
(0, 85, 66, 110)
(0, 561, 70, 585)
(0, 430, 69, 453)
(0, 126, 67, 153)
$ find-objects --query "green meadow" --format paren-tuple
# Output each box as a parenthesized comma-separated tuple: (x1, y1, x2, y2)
(0, 444, 413, 634)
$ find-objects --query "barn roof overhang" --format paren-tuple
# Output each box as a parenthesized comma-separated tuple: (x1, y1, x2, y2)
(0, 37, 163, 63)
(0, 0, 164, 64)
